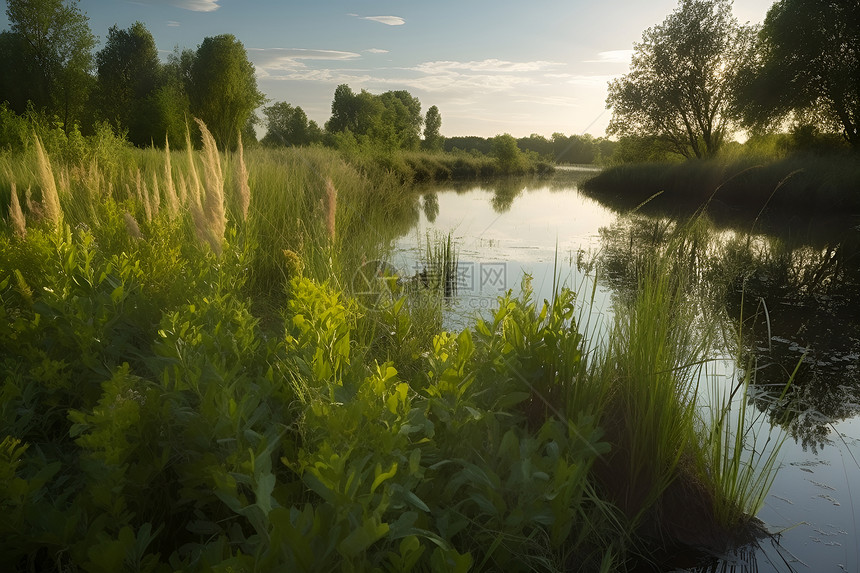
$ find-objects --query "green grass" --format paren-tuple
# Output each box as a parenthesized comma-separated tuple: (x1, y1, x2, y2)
(0, 129, 788, 572)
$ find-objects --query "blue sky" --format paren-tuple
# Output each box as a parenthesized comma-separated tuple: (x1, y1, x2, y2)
(1, 0, 775, 138)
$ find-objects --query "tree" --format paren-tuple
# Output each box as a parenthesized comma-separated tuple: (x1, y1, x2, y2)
(326, 84, 360, 134)
(189, 34, 265, 150)
(423, 105, 443, 151)
(325, 84, 424, 151)
(739, 0, 860, 147)
(4, 0, 95, 130)
(606, 0, 756, 159)
(262, 101, 321, 146)
(95, 22, 162, 146)
(491, 133, 523, 172)
(378, 90, 422, 149)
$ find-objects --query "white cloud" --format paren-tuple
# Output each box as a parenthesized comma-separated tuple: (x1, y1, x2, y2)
(132, 0, 219, 12)
(415, 59, 561, 74)
(174, 0, 219, 11)
(167, 20, 180, 27)
(366, 48, 389, 54)
(585, 50, 634, 64)
(249, 48, 364, 81)
(354, 15, 405, 26)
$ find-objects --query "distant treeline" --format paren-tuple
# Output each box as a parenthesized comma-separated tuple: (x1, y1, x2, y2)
(444, 134, 617, 164)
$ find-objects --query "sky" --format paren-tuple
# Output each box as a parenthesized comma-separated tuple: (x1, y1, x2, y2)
(1, 0, 776, 138)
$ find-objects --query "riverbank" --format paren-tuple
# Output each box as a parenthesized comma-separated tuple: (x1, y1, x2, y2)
(580, 153, 860, 223)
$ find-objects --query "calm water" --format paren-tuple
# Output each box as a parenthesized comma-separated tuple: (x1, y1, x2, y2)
(389, 167, 860, 572)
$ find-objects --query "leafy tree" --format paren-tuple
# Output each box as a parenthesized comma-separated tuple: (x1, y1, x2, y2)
(0, 31, 40, 113)
(189, 34, 265, 150)
(517, 134, 552, 159)
(262, 101, 321, 146)
(423, 105, 443, 151)
(606, 0, 756, 159)
(491, 133, 523, 172)
(326, 84, 360, 134)
(378, 90, 422, 149)
(326, 84, 424, 151)
(4, 0, 96, 131)
(739, 0, 860, 147)
(151, 48, 193, 148)
(95, 22, 163, 146)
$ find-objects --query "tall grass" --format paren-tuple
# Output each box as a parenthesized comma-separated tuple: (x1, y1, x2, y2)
(699, 293, 797, 530)
(423, 230, 459, 297)
(596, 246, 713, 525)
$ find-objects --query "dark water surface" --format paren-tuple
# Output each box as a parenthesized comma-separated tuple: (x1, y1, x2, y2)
(390, 167, 860, 572)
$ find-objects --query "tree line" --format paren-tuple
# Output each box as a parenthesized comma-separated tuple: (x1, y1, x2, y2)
(0, 0, 450, 155)
(1, 1, 264, 150)
(607, 0, 860, 159)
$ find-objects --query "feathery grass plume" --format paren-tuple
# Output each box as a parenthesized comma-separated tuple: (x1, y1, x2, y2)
(185, 122, 203, 204)
(192, 118, 226, 254)
(24, 186, 44, 222)
(8, 181, 26, 238)
(163, 136, 179, 219)
(123, 212, 143, 240)
(234, 131, 250, 221)
(33, 134, 62, 229)
(177, 176, 188, 207)
(150, 171, 161, 218)
(325, 177, 337, 241)
(57, 165, 69, 196)
(136, 169, 152, 222)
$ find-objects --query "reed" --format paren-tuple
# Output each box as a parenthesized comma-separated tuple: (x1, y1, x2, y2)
(33, 135, 62, 229)
(422, 230, 458, 297)
(8, 181, 26, 238)
(163, 136, 180, 220)
(699, 294, 795, 530)
(234, 131, 251, 222)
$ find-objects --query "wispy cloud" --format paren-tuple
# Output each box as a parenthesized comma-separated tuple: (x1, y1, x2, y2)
(250, 48, 363, 80)
(415, 59, 561, 74)
(132, 0, 220, 12)
(349, 14, 405, 26)
(585, 50, 634, 64)
(366, 48, 389, 54)
(179, 0, 219, 10)
(167, 20, 181, 27)
(398, 59, 564, 93)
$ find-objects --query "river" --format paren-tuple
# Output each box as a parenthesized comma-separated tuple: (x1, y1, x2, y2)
(387, 167, 860, 572)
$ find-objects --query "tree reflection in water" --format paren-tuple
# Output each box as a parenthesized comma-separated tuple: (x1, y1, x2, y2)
(596, 213, 860, 452)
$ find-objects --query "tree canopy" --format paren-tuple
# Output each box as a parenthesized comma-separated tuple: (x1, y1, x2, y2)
(95, 22, 162, 146)
(262, 101, 322, 147)
(739, 0, 860, 147)
(325, 84, 424, 151)
(188, 34, 265, 150)
(606, 0, 756, 159)
(423, 105, 443, 151)
(3, 0, 95, 130)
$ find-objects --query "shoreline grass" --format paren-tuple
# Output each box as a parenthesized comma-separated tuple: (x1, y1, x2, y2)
(580, 153, 860, 222)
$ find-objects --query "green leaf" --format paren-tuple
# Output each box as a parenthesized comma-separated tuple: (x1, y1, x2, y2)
(371, 461, 398, 494)
(338, 518, 390, 557)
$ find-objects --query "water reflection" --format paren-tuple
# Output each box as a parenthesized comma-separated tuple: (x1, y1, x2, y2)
(422, 193, 439, 223)
(595, 213, 860, 451)
(488, 179, 524, 213)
